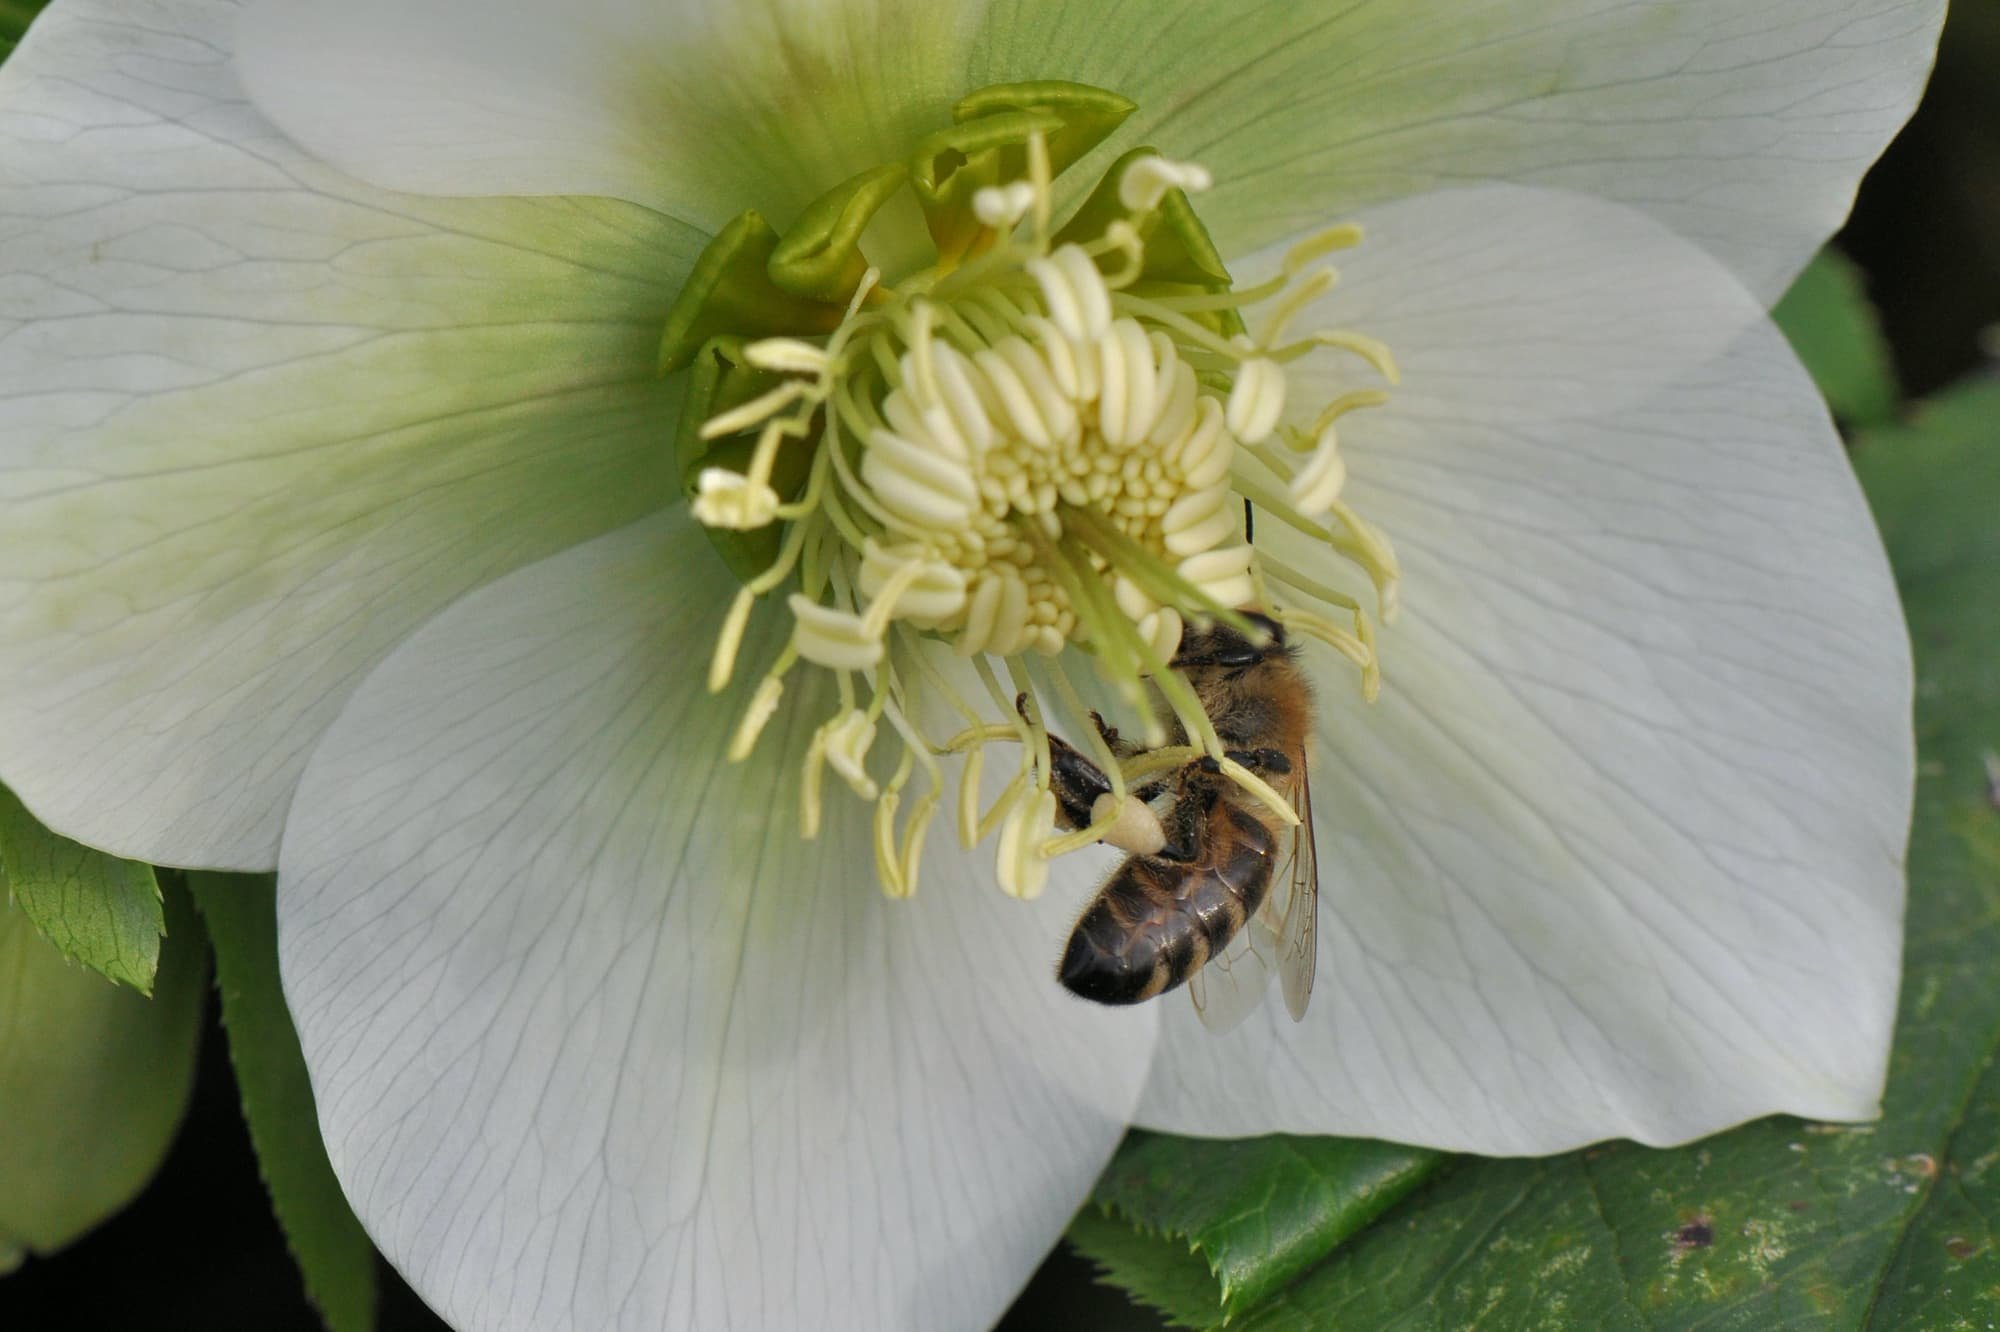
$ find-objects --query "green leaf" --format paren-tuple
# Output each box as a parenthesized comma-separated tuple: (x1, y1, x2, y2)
(188, 872, 377, 1332)
(1771, 248, 1903, 427)
(1124, 377, 1999, 1328)
(0, 876, 204, 1264)
(0, 0, 49, 51)
(0, 783, 162, 993)
(1072, 1133, 1441, 1324)
(1070, 1206, 1234, 1328)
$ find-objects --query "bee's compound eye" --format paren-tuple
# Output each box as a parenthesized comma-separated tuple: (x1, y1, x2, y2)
(1211, 614, 1283, 666)
(1212, 639, 1263, 668)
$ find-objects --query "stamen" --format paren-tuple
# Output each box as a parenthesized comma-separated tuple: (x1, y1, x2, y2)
(1258, 267, 1336, 348)
(1307, 388, 1391, 437)
(1005, 656, 1055, 794)
(727, 675, 786, 761)
(700, 381, 811, 440)
(1026, 245, 1112, 342)
(1283, 224, 1364, 275)
(674, 118, 1405, 902)
(1224, 349, 1286, 444)
(1117, 154, 1213, 212)
(1041, 654, 1126, 800)
(1287, 329, 1401, 384)
(1289, 425, 1348, 517)
(744, 338, 833, 375)
(873, 788, 907, 896)
(1026, 131, 1053, 248)
(995, 786, 1057, 899)
(976, 765, 1032, 846)
(789, 596, 886, 670)
(956, 745, 986, 848)
(710, 588, 758, 692)
(822, 708, 881, 800)
(693, 467, 782, 531)
(974, 181, 1038, 231)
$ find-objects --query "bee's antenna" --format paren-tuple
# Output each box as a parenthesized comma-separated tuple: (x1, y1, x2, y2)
(1243, 497, 1256, 547)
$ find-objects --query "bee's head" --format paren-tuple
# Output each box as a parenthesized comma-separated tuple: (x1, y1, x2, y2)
(1170, 611, 1288, 673)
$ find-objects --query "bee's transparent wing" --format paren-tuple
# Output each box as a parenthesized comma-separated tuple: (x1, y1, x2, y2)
(1188, 915, 1272, 1035)
(1271, 770, 1319, 1021)
(1190, 770, 1319, 1033)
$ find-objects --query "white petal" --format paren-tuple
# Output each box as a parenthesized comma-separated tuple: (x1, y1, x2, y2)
(1280, 184, 1764, 425)
(0, 0, 696, 867)
(278, 513, 1155, 1332)
(978, 0, 1943, 302)
(239, 0, 971, 227)
(1138, 195, 1911, 1153)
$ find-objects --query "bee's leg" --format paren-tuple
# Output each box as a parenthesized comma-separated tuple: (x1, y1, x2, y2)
(1087, 710, 1142, 759)
(1047, 734, 1118, 831)
(1016, 694, 1117, 831)
(1153, 787, 1209, 863)
(1197, 748, 1293, 776)
(1234, 747, 1292, 775)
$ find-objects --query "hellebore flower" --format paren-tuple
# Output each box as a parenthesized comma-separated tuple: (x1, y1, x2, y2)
(0, 1, 1940, 1327)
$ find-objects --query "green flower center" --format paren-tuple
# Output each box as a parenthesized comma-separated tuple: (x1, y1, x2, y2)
(661, 81, 1400, 898)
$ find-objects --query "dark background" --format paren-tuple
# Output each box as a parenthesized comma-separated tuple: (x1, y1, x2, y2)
(4, 5, 1996, 1330)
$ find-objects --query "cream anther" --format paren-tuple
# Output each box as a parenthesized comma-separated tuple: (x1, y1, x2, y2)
(861, 427, 979, 527)
(1178, 543, 1257, 608)
(822, 709, 881, 800)
(1225, 351, 1287, 444)
(995, 787, 1056, 900)
(859, 540, 968, 624)
(1137, 606, 1183, 665)
(1118, 155, 1214, 212)
(974, 181, 1038, 230)
(1161, 486, 1236, 557)
(1289, 426, 1348, 517)
(1097, 318, 1160, 447)
(744, 338, 832, 374)
(788, 595, 885, 671)
(1112, 574, 1156, 622)
(1027, 244, 1113, 342)
(1172, 399, 1233, 489)
(726, 676, 785, 762)
(692, 468, 781, 530)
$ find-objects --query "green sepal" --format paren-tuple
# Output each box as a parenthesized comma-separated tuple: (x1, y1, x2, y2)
(659, 211, 846, 375)
(951, 80, 1136, 183)
(768, 164, 907, 302)
(674, 336, 813, 582)
(910, 108, 1064, 262)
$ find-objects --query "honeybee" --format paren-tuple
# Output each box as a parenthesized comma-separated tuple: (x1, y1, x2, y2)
(1036, 610, 1318, 1030)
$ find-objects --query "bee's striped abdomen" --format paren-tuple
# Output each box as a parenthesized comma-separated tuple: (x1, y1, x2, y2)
(1058, 802, 1276, 1006)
